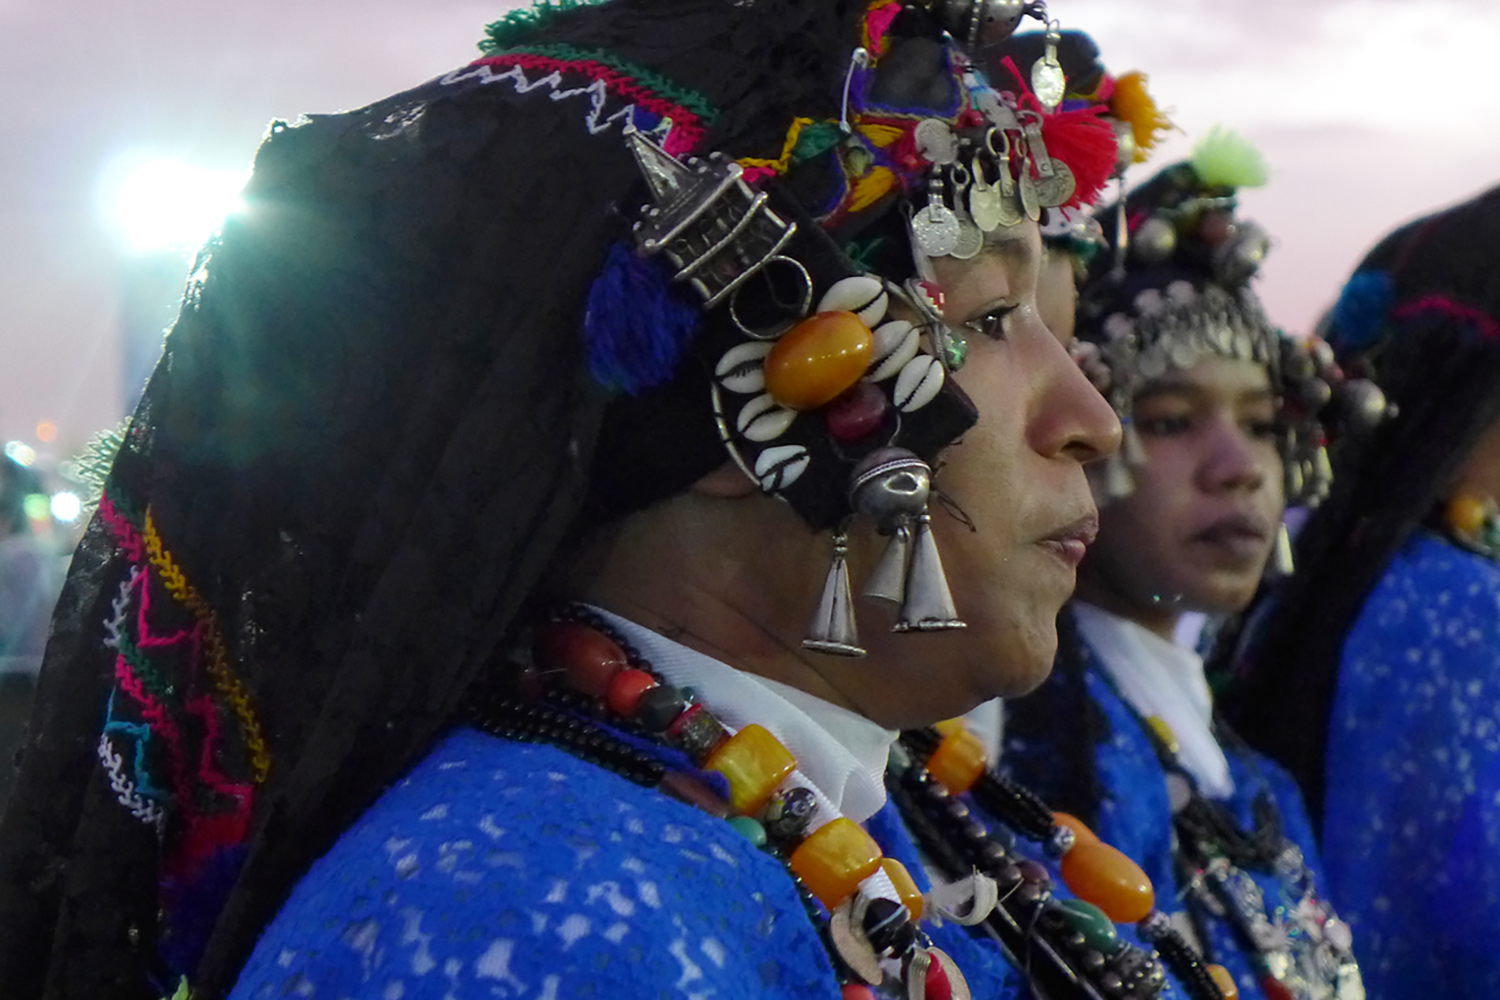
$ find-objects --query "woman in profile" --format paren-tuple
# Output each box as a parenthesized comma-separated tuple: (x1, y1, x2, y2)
(1004, 137, 1364, 1000)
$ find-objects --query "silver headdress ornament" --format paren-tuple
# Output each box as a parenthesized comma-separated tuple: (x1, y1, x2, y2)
(625, 125, 797, 307)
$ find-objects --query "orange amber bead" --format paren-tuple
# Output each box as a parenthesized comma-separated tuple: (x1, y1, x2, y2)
(788, 817, 884, 908)
(1059, 841, 1155, 923)
(927, 726, 988, 795)
(880, 856, 924, 921)
(703, 724, 797, 815)
(1207, 964, 1239, 999)
(764, 311, 874, 411)
(1052, 811, 1099, 848)
(1446, 493, 1490, 537)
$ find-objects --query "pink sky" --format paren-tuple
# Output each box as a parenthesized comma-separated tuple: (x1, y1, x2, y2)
(3, 0, 1498, 458)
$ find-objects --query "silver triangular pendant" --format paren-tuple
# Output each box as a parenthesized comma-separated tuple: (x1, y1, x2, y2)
(863, 523, 913, 607)
(895, 513, 964, 632)
(805, 533, 865, 656)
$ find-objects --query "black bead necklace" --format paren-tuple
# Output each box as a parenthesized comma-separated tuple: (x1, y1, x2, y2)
(894, 729, 1228, 1000)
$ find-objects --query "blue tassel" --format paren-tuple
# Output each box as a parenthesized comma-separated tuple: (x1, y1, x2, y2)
(1329, 270, 1394, 352)
(584, 242, 703, 395)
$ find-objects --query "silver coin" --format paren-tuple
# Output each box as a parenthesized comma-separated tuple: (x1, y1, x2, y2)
(951, 207, 983, 260)
(1034, 158, 1076, 208)
(1031, 58, 1066, 111)
(913, 118, 959, 166)
(1018, 170, 1041, 222)
(913, 203, 960, 257)
(969, 182, 1003, 232)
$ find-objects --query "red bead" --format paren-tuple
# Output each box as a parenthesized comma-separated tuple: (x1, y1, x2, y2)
(825, 382, 890, 442)
(606, 669, 658, 717)
(841, 986, 876, 1000)
(659, 770, 731, 819)
(532, 621, 628, 698)
(924, 953, 952, 1000)
(1259, 976, 1293, 1000)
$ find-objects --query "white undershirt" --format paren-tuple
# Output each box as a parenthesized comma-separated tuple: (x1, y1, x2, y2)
(1070, 602, 1235, 800)
(593, 608, 898, 823)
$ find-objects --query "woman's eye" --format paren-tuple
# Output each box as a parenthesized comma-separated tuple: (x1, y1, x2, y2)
(964, 305, 1019, 340)
(1136, 415, 1192, 436)
(1247, 419, 1281, 441)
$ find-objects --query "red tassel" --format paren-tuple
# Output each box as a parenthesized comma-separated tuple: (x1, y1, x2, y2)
(1040, 105, 1117, 209)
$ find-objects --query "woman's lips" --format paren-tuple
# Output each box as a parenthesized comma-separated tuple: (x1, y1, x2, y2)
(1193, 512, 1272, 561)
(1036, 513, 1099, 570)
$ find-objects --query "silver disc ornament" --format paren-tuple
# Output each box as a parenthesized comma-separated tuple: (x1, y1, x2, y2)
(913, 202, 961, 258)
(913, 118, 960, 166)
(1033, 158, 1076, 209)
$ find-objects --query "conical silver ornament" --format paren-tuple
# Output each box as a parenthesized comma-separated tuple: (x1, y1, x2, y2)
(863, 523, 913, 607)
(804, 533, 865, 656)
(1102, 452, 1135, 500)
(895, 513, 964, 632)
(1272, 522, 1295, 576)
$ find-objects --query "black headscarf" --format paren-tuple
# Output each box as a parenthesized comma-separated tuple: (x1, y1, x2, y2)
(1224, 183, 1500, 825)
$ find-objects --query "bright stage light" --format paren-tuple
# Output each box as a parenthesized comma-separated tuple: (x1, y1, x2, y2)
(102, 154, 250, 253)
(50, 491, 82, 523)
(4, 441, 36, 467)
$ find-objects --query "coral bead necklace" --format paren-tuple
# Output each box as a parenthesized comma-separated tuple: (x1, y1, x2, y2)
(463, 607, 1234, 1000)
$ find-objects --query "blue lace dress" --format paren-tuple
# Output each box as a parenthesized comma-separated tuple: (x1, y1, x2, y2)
(1004, 640, 1333, 1000)
(228, 726, 1027, 1000)
(1321, 531, 1500, 997)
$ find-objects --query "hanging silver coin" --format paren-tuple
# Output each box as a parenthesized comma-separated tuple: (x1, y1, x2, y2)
(950, 194, 983, 260)
(912, 203, 961, 257)
(1018, 170, 1041, 222)
(913, 118, 959, 166)
(1031, 57, 1066, 111)
(1033, 158, 1076, 208)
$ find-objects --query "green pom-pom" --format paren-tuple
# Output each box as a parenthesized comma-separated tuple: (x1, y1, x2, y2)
(1190, 126, 1269, 189)
(479, 0, 608, 53)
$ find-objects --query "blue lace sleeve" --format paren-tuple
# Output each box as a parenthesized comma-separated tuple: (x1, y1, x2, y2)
(1322, 533, 1500, 997)
(228, 728, 839, 1000)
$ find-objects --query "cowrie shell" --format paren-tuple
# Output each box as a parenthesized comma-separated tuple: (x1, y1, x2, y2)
(894, 355, 945, 413)
(715, 341, 773, 395)
(736, 393, 798, 442)
(866, 321, 920, 383)
(754, 444, 810, 493)
(817, 275, 888, 327)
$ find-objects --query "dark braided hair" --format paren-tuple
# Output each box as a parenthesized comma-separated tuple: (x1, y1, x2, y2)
(1222, 184, 1500, 825)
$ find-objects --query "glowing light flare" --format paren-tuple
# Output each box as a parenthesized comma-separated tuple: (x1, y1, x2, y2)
(22, 494, 50, 522)
(4, 441, 36, 467)
(36, 421, 57, 443)
(50, 491, 83, 523)
(101, 154, 251, 253)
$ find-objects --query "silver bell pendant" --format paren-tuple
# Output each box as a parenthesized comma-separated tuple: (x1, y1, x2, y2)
(804, 531, 865, 657)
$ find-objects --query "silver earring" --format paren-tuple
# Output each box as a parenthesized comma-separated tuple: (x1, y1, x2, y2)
(804, 530, 865, 657)
(1271, 522, 1295, 576)
(849, 447, 965, 633)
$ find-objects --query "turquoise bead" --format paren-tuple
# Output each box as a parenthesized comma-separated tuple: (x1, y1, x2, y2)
(727, 815, 768, 848)
(1057, 897, 1119, 954)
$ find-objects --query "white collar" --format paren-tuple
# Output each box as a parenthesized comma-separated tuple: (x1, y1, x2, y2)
(591, 608, 898, 823)
(1070, 602, 1234, 800)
